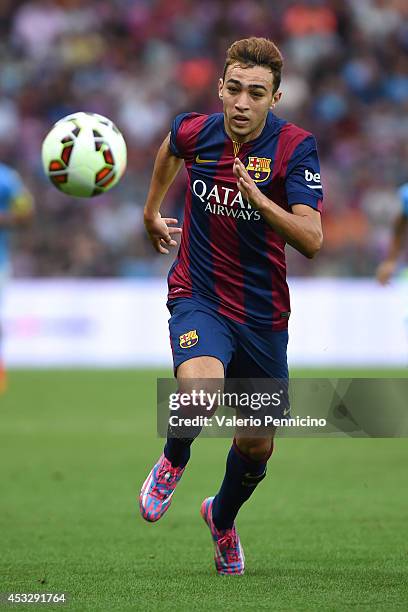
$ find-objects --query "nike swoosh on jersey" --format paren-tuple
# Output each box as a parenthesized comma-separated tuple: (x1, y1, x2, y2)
(195, 155, 218, 164)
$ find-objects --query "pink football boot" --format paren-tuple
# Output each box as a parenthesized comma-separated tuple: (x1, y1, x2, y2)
(139, 453, 185, 522)
(201, 496, 245, 575)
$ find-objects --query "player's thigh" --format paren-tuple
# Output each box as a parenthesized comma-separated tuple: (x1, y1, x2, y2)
(227, 326, 289, 379)
(168, 298, 235, 410)
(168, 298, 235, 378)
(177, 356, 224, 379)
(226, 326, 289, 423)
(177, 357, 224, 415)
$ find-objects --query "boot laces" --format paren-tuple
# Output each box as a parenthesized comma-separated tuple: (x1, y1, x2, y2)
(218, 530, 239, 562)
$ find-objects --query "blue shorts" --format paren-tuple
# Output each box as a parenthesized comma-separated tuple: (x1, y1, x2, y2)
(168, 297, 288, 379)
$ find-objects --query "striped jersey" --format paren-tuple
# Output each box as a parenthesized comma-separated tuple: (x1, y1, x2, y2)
(167, 111, 323, 329)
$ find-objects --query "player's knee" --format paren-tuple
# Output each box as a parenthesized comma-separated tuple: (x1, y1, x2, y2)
(177, 377, 222, 416)
(235, 437, 274, 462)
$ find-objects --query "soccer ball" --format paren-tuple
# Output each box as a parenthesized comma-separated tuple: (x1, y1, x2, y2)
(41, 112, 127, 197)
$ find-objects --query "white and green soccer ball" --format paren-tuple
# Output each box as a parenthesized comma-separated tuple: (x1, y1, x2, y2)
(41, 112, 127, 197)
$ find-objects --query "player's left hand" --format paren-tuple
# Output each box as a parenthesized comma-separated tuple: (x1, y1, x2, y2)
(233, 158, 265, 210)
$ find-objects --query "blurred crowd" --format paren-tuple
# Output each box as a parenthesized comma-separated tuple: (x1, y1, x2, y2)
(1, 0, 408, 278)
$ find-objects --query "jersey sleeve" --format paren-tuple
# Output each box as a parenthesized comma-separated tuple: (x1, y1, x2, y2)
(169, 112, 202, 160)
(284, 135, 323, 211)
(398, 183, 408, 217)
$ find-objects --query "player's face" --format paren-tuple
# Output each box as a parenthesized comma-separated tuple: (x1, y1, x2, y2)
(219, 63, 282, 143)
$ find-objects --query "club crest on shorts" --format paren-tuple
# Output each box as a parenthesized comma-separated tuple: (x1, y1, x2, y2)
(246, 156, 271, 183)
(179, 330, 199, 349)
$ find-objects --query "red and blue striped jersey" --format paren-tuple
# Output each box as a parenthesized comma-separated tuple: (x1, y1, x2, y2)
(168, 111, 323, 329)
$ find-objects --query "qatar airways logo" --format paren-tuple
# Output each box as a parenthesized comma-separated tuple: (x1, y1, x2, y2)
(192, 180, 261, 221)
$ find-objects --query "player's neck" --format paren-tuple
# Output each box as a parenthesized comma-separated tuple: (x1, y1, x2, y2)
(223, 116, 268, 145)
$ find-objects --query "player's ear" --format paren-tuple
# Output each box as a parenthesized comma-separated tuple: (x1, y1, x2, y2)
(271, 91, 282, 109)
(218, 78, 224, 100)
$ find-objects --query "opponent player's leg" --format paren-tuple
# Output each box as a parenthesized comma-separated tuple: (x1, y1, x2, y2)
(139, 298, 233, 522)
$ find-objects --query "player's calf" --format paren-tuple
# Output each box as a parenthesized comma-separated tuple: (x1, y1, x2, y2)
(163, 365, 222, 468)
(211, 437, 273, 531)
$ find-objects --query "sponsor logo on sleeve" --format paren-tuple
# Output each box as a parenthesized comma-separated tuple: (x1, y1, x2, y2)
(304, 169, 322, 190)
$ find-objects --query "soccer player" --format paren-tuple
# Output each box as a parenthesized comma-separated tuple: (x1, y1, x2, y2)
(0, 162, 34, 393)
(376, 182, 408, 285)
(140, 37, 323, 575)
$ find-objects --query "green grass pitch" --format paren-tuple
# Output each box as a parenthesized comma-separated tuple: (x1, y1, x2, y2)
(1, 369, 407, 611)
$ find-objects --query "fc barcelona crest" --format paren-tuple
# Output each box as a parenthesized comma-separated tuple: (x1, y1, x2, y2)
(246, 156, 271, 183)
(179, 330, 199, 349)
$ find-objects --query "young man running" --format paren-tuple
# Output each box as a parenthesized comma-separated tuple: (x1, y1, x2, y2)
(140, 37, 323, 575)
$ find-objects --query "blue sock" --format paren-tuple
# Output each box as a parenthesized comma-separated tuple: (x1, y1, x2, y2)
(164, 417, 203, 468)
(212, 441, 268, 530)
(164, 437, 194, 468)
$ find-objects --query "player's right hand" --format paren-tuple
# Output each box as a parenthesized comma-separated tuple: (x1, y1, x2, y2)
(376, 259, 396, 285)
(144, 212, 182, 254)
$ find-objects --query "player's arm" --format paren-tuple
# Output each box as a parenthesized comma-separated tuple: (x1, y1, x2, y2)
(143, 133, 184, 254)
(376, 213, 408, 285)
(259, 201, 322, 259)
(0, 190, 35, 229)
(233, 158, 322, 258)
